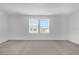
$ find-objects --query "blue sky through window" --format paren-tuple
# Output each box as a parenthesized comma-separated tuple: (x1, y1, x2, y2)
(40, 18, 49, 27)
(29, 18, 49, 27)
(29, 18, 38, 25)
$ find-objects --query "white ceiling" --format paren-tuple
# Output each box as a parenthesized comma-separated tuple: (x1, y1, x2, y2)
(0, 3, 79, 15)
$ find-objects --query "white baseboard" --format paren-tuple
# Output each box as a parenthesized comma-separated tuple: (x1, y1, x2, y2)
(7, 37, 68, 41)
(0, 39, 8, 44)
(69, 40, 79, 45)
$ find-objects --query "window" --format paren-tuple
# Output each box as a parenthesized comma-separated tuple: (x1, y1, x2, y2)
(29, 17, 49, 33)
(29, 18, 38, 33)
(40, 18, 49, 33)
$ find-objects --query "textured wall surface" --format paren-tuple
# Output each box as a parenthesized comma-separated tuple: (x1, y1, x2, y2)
(69, 11, 79, 44)
(0, 11, 8, 43)
(8, 15, 70, 40)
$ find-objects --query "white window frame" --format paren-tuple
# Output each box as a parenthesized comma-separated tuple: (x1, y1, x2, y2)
(29, 17, 39, 33)
(29, 17, 50, 33)
(40, 18, 50, 33)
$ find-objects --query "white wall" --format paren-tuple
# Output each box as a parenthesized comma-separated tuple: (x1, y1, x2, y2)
(0, 10, 8, 43)
(69, 11, 79, 44)
(8, 14, 70, 40)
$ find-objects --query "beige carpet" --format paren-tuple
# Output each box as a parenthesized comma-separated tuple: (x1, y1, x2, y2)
(0, 40, 79, 55)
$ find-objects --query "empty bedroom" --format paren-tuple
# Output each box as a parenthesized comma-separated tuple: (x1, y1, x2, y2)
(0, 3, 79, 55)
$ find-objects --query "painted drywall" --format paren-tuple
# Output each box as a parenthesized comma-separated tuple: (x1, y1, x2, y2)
(69, 11, 79, 44)
(8, 14, 70, 40)
(0, 10, 8, 43)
